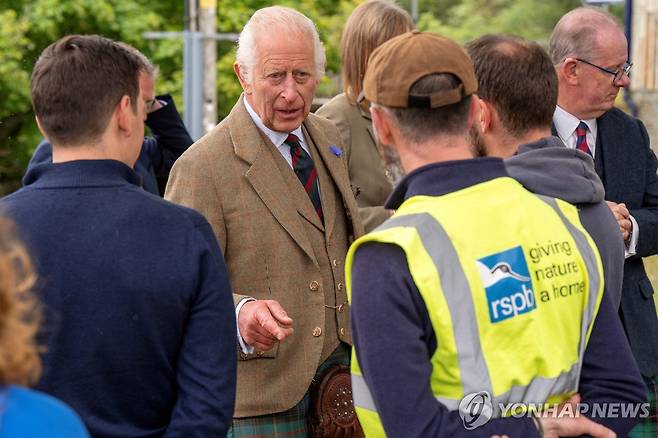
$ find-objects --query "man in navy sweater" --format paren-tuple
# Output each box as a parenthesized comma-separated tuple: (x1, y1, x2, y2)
(26, 44, 194, 197)
(2, 35, 237, 437)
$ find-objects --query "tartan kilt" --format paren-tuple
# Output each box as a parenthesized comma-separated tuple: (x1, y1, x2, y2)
(228, 344, 350, 438)
(630, 375, 658, 438)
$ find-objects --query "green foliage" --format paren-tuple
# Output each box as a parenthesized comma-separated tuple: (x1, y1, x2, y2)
(0, 0, 621, 194)
(416, 0, 581, 43)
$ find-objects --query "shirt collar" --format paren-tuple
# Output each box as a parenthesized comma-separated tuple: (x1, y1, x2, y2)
(22, 159, 142, 189)
(243, 96, 304, 147)
(553, 105, 597, 144)
(385, 157, 508, 209)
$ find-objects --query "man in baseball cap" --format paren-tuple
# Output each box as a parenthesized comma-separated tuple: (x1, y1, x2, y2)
(346, 31, 619, 438)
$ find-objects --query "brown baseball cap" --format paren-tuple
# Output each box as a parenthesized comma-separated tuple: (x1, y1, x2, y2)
(362, 30, 477, 108)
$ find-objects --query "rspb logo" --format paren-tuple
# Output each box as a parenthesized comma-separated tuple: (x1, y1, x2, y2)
(476, 246, 536, 323)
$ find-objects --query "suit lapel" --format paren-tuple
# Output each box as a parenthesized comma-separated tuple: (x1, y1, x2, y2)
(229, 98, 318, 262)
(596, 112, 621, 197)
(303, 123, 335, 238)
(272, 134, 324, 232)
(360, 105, 376, 146)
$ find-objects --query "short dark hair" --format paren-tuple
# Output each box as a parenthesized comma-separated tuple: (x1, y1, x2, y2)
(466, 35, 557, 136)
(31, 35, 151, 146)
(385, 73, 472, 144)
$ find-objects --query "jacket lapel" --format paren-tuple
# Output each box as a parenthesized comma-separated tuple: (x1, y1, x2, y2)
(228, 97, 317, 263)
(596, 112, 621, 198)
(360, 105, 376, 146)
(302, 123, 335, 237)
(304, 116, 363, 239)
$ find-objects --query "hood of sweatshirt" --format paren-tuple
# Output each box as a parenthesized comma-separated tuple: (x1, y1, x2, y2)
(504, 136, 604, 205)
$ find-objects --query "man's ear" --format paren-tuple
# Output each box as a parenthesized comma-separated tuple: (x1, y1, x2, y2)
(115, 95, 133, 137)
(473, 95, 492, 134)
(559, 58, 579, 85)
(233, 62, 252, 95)
(35, 116, 48, 140)
(370, 106, 394, 147)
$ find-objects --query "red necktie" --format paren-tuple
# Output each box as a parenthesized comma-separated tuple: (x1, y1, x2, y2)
(576, 122, 592, 157)
(285, 134, 323, 222)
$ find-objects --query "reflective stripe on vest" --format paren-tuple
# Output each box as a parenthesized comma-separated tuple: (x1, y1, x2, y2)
(349, 186, 603, 428)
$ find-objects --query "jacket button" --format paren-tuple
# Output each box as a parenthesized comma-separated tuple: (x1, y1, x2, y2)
(337, 282, 343, 291)
(312, 327, 322, 337)
(257, 351, 264, 357)
(309, 280, 319, 291)
(332, 259, 338, 267)
(340, 327, 345, 336)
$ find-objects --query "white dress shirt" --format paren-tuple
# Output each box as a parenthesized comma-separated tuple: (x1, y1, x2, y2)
(553, 105, 598, 159)
(553, 106, 638, 258)
(244, 97, 311, 166)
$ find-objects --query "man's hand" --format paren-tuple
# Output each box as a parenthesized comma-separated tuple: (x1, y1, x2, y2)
(538, 394, 616, 438)
(238, 299, 294, 352)
(607, 201, 632, 242)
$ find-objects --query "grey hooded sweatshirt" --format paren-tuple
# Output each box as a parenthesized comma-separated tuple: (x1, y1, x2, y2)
(506, 136, 625, 309)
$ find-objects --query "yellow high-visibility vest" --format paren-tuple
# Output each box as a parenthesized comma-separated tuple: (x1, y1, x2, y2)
(345, 176, 604, 437)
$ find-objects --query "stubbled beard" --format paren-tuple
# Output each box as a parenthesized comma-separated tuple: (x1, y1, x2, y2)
(380, 144, 406, 187)
(468, 124, 488, 158)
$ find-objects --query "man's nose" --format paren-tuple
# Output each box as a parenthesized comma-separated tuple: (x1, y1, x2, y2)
(615, 72, 631, 88)
(280, 75, 298, 101)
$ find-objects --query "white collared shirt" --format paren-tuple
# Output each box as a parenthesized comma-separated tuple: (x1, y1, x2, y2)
(553, 105, 598, 159)
(243, 97, 311, 167)
(552, 106, 638, 258)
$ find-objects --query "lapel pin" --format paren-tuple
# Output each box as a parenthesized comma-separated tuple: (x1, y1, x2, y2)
(329, 145, 342, 157)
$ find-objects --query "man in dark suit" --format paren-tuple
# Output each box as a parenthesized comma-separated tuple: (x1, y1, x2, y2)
(26, 48, 193, 196)
(550, 7, 658, 433)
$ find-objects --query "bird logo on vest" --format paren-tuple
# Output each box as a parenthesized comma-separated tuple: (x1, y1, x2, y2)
(476, 261, 530, 288)
(477, 246, 537, 323)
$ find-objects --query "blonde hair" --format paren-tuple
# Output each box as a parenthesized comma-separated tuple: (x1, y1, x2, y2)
(0, 217, 42, 387)
(341, 0, 414, 104)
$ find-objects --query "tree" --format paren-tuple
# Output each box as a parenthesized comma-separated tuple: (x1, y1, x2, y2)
(0, 0, 184, 194)
(0, 0, 616, 194)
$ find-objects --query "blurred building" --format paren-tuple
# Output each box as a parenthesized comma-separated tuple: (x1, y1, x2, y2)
(631, 0, 658, 148)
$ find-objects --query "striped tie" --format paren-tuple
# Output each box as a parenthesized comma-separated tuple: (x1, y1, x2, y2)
(576, 121, 592, 157)
(285, 134, 323, 222)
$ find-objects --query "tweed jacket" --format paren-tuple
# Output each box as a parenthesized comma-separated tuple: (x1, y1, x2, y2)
(553, 107, 658, 378)
(166, 96, 364, 417)
(317, 93, 392, 231)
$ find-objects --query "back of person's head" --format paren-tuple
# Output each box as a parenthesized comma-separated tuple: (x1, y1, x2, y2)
(549, 7, 623, 65)
(0, 217, 41, 387)
(31, 35, 152, 147)
(235, 6, 325, 84)
(385, 74, 473, 144)
(466, 35, 557, 136)
(363, 31, 477, 144)
(341, 0, 414, 103)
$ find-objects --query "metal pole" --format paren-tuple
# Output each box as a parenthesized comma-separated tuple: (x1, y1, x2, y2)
(411, 0, 418, 23)
(200, 0, 217, 133)
(183, 32, 204, 140)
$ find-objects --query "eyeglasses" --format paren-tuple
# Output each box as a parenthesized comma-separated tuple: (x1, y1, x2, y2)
(145, 98, 159, 112)
(575, 58, 633, 83)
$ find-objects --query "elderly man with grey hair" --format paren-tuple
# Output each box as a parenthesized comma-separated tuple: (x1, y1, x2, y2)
(549, 8, 658, 435)
(166, 5, 363, 437)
